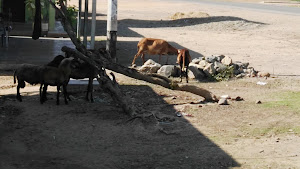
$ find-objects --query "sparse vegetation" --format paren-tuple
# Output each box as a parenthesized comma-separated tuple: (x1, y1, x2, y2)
(263, 91, 300, 112)
(212, 65, 234, 81)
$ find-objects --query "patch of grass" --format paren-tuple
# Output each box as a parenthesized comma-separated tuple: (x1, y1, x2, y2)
(251, 126, 300, 136)
(263, 91, 300, 112)
(212, 65, 234, 82)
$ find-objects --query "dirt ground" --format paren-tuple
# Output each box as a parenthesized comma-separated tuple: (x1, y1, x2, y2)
(1, 0, 300, 168)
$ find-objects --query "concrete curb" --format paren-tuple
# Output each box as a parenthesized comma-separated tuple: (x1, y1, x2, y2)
(0, 64, 20, 71)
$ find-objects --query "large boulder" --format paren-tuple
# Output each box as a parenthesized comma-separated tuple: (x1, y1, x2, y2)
(203, 63, 216, 76)
(157, 65, 180, 77)
(188, 64, 206, 80)
(139, 59, 161, 73)
(205, 55, 225, 63)
(191, 57, 203, 64)
(198, 60, 208, 69)
(221, 55, 232, 66)
(205, 55, 218, 63)
(214, 61, 227, 73)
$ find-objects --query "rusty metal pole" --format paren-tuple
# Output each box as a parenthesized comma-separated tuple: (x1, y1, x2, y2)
(106, 0, 117, 62)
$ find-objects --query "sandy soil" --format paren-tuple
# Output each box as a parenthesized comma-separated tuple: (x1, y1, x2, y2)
(1, 0, 300, 168)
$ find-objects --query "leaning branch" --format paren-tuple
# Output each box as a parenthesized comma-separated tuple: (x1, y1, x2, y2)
(62, 47, 218, 102)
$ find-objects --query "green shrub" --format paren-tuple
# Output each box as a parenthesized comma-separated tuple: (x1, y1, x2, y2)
(212, 65, 234, 81)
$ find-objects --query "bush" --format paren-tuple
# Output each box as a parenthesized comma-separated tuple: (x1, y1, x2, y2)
(212, 65, 234, 81)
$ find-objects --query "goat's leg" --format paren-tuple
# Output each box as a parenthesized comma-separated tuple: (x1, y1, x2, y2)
(62, 85, 68, 105)
(132, 51, 142, 66)
(42, 85, 48, 102)
(40, 84, 43, 104)
(86, 77, 94, 102)
(180, 69, 183, 82)
(141, 53, 146, 64)
(56, 86, 60, 105)
(16, 85, 22, 102)
(186, 66, 189, 83)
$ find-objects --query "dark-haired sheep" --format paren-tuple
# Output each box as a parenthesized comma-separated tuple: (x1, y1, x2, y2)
(13, 64, 43, 102)
(48, 54, 97, 102)
(14, 58, 74, 104)
(40, 57, 74, 105)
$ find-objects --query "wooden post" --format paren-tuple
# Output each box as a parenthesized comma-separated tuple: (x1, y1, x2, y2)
(83, 0, 88, 47)
(106, 0, 117, 62)
(77, 0, 82, 39)
(90, 0, 96, 49)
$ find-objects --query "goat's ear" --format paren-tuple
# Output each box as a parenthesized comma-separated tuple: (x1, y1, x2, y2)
(177, 49, 181, 54)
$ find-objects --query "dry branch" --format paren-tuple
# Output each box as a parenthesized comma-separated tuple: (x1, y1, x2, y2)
(49, 0, 218, 117)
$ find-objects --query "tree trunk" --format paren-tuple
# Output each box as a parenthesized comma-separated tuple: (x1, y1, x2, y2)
(32, 0, 41, 40)
(62, 46, 218, 102)
(49, 0, 218, 116)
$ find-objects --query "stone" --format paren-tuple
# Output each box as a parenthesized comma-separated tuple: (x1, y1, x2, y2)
(191, 57, 203, 64)
(188, 64, 206, 80)
(236, 73, 246, 78)
(234, 61, 249, 69)
(221, 55, 232, 66)
(216, 55, 226, 62)
(255, 100, 262, 104)
(139, 59, 161, 73)
(257, 72, 270, 78)
(171, 66, 180, 77)
(214, 61, 227, 73)
(157, 65, 178, 77)
(232, 96, 244, 101)
(220, 95, 231, 99)
(205, 55, 218, 63)
(218, 98, 229, 105)
(203, 63, 216, 76)
(198, 60, 208, 69)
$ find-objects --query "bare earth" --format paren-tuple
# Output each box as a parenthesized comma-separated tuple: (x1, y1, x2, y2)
(1, 0, 300, 168)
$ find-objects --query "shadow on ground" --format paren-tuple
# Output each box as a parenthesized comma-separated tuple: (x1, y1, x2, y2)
(90, 16, 266, 37)
(97, 40, 204, 67)
(0, 83, 240, 168)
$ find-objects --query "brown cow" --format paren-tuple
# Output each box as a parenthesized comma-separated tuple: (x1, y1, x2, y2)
(177, 49, 191, 83)
(131, 38, 179, 66)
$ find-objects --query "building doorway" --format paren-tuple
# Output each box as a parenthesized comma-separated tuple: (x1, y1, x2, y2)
(3, 0, 25, 22)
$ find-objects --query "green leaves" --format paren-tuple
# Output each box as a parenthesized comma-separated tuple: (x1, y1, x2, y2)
(212, 65, 234, 82)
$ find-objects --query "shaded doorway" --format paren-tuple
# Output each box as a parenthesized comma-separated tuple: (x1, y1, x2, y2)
(3, 0, 25, 22)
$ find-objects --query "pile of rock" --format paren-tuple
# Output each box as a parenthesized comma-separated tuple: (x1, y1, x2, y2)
(137, 55, 269, 80)
(138, 59, 180, 77)
(188, 55, 255, 80)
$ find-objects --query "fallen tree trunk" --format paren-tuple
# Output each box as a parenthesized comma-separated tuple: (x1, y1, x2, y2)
(49, 0, 218, 116)
(62, 46, 218, 102)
